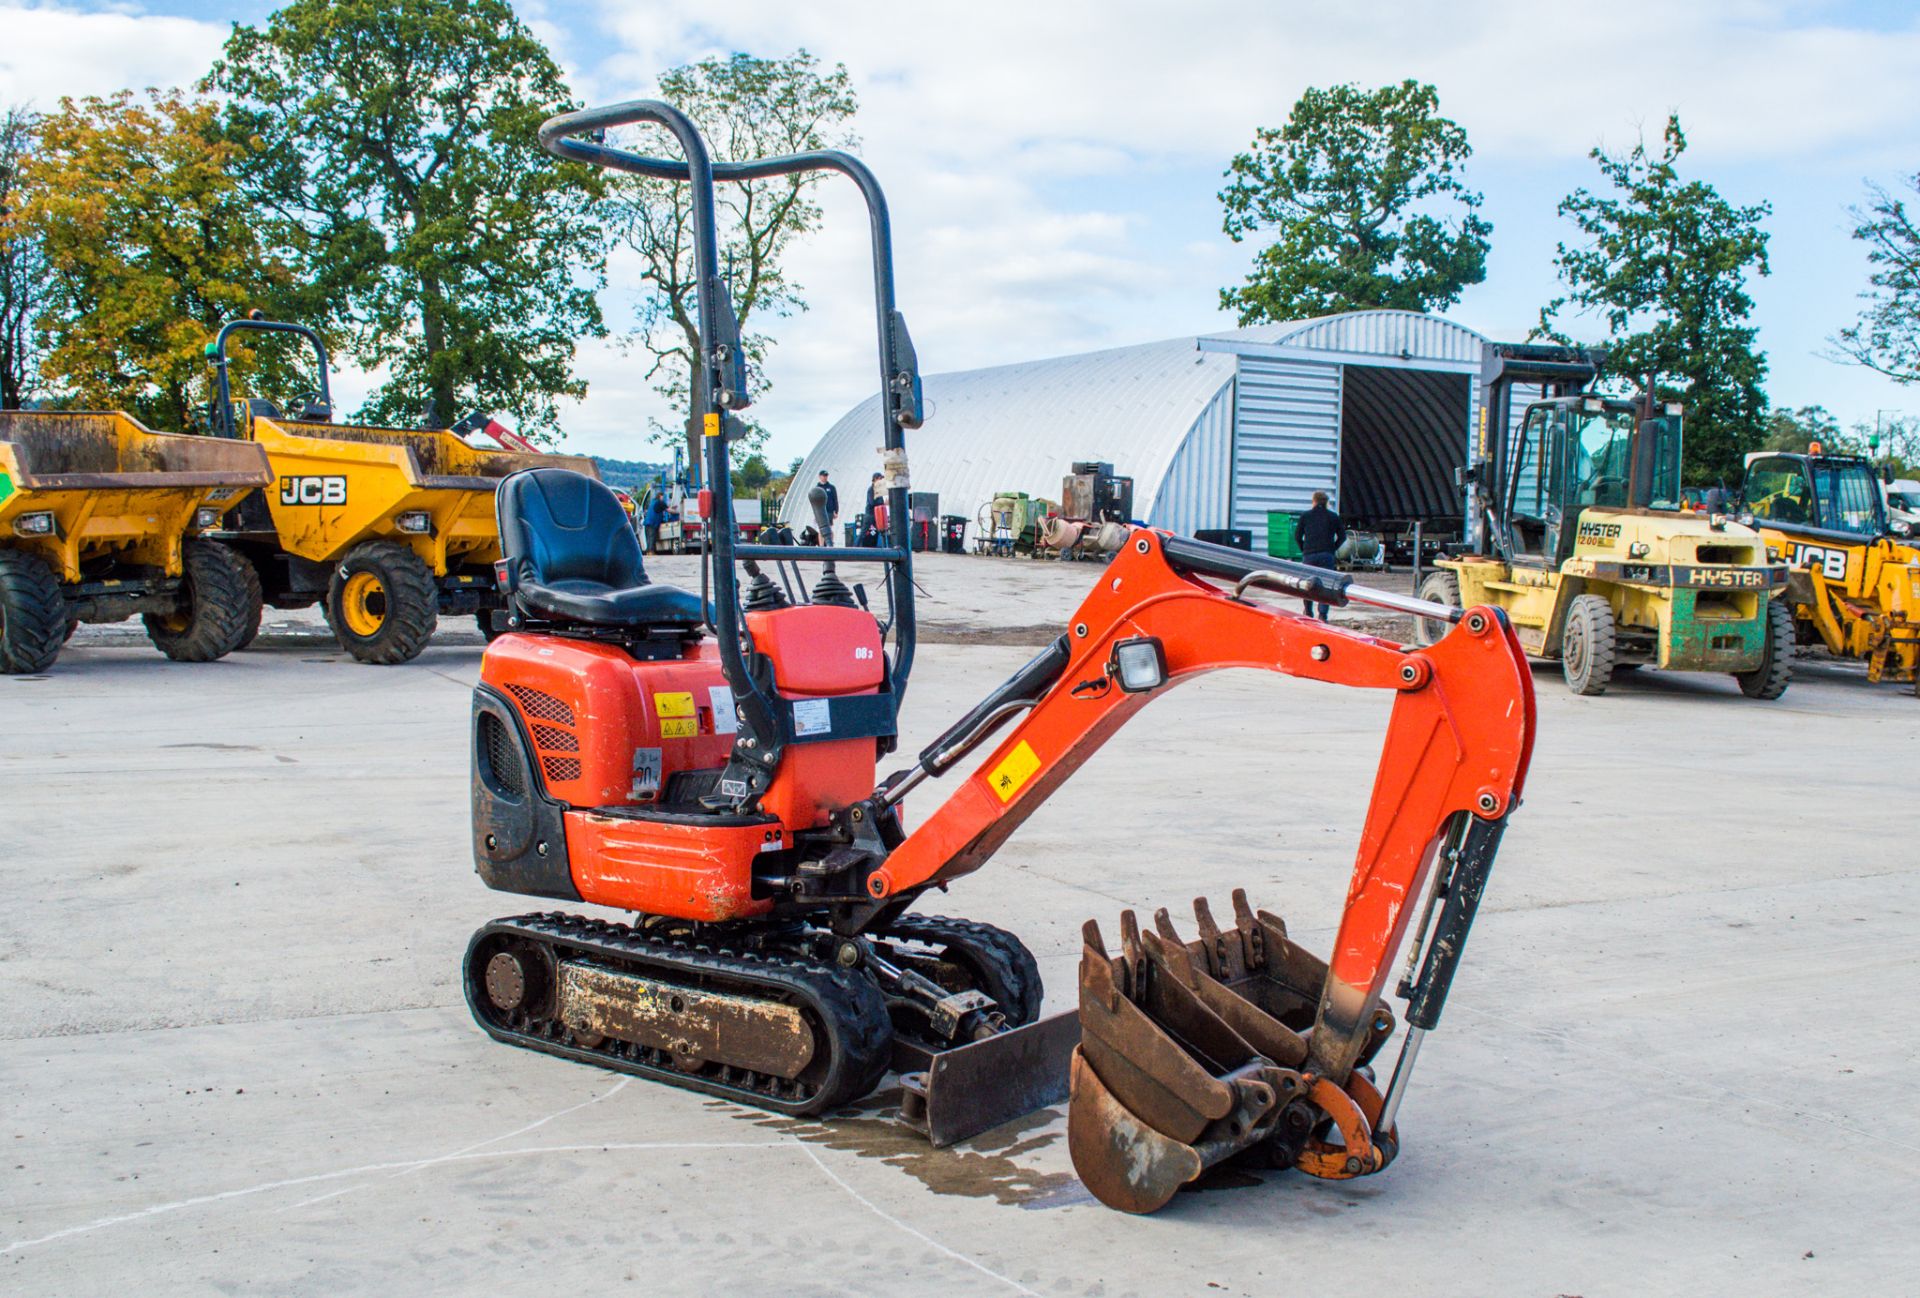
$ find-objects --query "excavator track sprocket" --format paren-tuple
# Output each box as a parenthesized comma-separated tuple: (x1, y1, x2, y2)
(1068, 891, 1398, 1213)
(464, 913, 894, 1116)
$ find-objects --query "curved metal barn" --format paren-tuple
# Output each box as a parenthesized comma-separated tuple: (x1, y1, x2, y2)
(782, 309, 1522, 544)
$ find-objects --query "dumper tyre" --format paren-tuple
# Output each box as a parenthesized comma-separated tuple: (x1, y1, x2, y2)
(1412, 571, 1461, 646)
(327, 540, 437, 665)
(477, 609, 508, 642)
(231, 556, 266, 650)
(144, 540, 256, 663)
(0, 550, 67, 674)
(1737, 596, 1793, 701)
(1561, 594, 1616, 696)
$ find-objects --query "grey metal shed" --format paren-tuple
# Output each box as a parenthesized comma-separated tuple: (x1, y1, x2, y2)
(784, 309, 1523, 545)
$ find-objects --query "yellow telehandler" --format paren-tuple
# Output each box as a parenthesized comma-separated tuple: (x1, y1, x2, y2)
(1741, 447, 1919, 695)
(1415, 344, 1792, 698)
(202, 316, 597, 664)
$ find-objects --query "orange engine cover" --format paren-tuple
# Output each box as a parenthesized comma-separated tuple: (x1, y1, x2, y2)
(481, 633, 735, 808)
(475, 608, 891, 923)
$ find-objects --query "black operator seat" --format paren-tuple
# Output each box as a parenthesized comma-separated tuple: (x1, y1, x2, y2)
(496, 468, 705, 628)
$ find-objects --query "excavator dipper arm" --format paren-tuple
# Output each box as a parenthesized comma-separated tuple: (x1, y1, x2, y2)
(871, 530, 1536, 1209)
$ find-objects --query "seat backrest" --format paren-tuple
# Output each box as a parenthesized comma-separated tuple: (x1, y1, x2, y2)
(498, 468, 647, 591)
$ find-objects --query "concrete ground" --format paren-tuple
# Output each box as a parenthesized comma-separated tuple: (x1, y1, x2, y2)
(4, 552, 1916, 1296)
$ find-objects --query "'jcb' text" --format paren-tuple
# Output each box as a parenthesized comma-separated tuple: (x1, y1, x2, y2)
(279, 476, 347, 506)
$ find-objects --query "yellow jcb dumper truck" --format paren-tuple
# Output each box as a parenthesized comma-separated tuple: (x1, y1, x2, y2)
(0, 410, 271, 673)
(1741, 447, 1919, 695)
(1416, 344, 1791, 698)
(203, 316, 598, 664)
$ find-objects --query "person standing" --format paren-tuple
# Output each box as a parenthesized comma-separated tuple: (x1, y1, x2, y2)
(1292, 490, 1346, 622)
(815, 470, 840, 542)
(642, 480, 668, 554)
(863, 471, 885, 544)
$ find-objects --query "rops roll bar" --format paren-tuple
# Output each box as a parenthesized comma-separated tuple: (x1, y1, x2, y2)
(537, 100, 924, 807)
(204, 315, 333, 441)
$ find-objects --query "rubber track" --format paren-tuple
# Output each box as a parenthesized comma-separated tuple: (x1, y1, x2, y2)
(465, 912, 893, 1116)
(880, 913, 1044, 1026)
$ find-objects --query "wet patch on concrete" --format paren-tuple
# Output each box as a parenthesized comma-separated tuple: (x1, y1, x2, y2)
(710, 1089, 1086, 1208)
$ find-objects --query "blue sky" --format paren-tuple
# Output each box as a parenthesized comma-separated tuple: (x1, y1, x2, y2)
(4, 0, 1917, 465)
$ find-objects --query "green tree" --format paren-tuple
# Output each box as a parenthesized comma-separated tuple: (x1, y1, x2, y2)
(211, 0, 607, 438)
(20, 90, 292, 429)
(1760, 404, 1844, 453)
(609, 51, 857, 462)
(1219, 79, 1491, 324)
(0, 106, 46, 410)
(1834, 173, 1920, 385)
(1538, 115, 1771, 485)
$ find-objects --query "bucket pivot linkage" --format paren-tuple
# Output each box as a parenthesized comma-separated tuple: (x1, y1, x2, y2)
(1069, 891, 1399, 1214)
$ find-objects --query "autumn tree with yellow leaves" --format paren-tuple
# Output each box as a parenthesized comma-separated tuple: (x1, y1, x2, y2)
(20, 89, 297, 429)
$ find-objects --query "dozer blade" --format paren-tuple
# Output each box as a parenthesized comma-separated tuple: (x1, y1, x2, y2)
(1068, 892, 1396, 1213)
(896, 1010, 1081, 1147)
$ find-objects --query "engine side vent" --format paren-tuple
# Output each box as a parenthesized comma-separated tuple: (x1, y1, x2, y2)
(532, 724, 579, 753)
(542, 757, 583, 782)
(506, 684, 575, 726)
(478, 711, 526, 798)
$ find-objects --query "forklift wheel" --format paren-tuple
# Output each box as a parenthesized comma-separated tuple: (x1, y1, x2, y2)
(0, 549, 67, 674)
(144, 540, 257, 663)
(1412, 571, 1461, 646)
(1736, 596, 1793, 701)
(1561, 594, 1616, 696)
(326, 540, 438, 665)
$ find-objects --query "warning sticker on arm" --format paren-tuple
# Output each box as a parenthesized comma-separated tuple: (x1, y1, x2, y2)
(709, 687, 739, 734)
(986, 740, 1041, 803)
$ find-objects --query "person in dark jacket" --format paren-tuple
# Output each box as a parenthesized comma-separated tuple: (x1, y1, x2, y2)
(642, 481, 669, 554)
(862, 472, 884, 544)
(815, 470, 840, 541)
(1292, 491, 1346, 621)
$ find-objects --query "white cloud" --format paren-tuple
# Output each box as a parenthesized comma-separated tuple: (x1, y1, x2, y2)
(551, 0, 1920, 460)
(0, 4, 226, 106)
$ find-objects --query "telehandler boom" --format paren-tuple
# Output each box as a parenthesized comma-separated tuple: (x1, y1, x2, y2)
(461, 99, 1537, 1214)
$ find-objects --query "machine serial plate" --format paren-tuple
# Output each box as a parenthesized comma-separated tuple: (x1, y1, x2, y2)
(557, 963, 816, 1077)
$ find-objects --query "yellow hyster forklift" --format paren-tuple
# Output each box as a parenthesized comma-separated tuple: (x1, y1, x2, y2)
(1416, 344, 1792, 698)
(0, 409, 270, 673)
(458, 99, 1541, 1216)
(1741, 446, 1919, 694)
(203, 316, 598, 663)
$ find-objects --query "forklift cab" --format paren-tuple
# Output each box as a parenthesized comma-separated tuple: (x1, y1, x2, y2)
(1500, 394, 1684, 565)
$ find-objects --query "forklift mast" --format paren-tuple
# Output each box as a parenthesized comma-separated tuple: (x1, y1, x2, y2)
(1470, 343, 1603, 555)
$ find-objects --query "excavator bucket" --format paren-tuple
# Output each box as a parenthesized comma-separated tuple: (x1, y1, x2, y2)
(1069, 892, 1398, 1213)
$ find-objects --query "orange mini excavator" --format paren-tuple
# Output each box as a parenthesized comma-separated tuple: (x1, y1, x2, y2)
(462, 100, 1538, 1214)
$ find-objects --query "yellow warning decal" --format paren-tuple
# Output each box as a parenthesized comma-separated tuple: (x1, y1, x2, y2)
(986, 740, 1041, 804)
(655, 691, 697, 739)
(703, 413, 721, 438)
